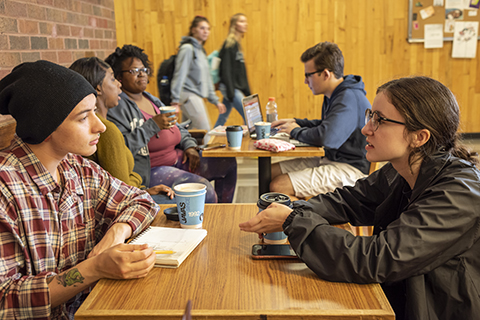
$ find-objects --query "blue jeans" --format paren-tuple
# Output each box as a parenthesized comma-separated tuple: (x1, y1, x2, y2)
(214, 83, 246, 127)
(149, 151, 237, 203)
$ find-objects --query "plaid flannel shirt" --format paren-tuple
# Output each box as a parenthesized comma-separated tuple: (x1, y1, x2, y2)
(0, 136, 158, 319)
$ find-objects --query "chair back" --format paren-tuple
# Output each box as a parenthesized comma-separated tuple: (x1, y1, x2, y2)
(369, 162, 380, 175)
(182, 300, 192, 320)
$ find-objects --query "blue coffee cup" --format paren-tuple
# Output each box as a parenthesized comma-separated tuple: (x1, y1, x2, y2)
(254, 122, 271, 140)
(159, 106, 176, 123)
(257, 192, 292, 244)
(174, 183, 207, 229)
(226, 125, 243, 149)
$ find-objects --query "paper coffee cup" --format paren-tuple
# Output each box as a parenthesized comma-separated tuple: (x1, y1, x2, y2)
(226, 125, 243, 149)
(254, 122, 271, 140)
(159, 106, 176, 124)
(159, 106, 176, 114)
(257, 192, 292, 244)
(174, 183, 206, 229)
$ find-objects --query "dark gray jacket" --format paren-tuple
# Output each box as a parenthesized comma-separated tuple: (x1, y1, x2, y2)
(284, 153, 480, 320)
(107, 91, 197, 186)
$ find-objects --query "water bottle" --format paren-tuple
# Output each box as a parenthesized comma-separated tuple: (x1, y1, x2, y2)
(266, 97, 278, 123)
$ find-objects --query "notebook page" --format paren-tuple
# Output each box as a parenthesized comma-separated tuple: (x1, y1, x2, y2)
(131, 226, 207, 268)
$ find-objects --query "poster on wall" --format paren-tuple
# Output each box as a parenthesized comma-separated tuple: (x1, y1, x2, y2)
(425, 24, 445, 47)
(452, 21, 479, 57)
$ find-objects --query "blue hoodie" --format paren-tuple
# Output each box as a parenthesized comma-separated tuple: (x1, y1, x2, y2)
(290, 75, 370, 174)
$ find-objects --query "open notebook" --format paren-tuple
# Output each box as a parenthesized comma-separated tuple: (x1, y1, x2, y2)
(131, 226, 207, 268)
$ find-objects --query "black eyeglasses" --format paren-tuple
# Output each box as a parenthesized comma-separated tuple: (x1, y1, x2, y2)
(365, 108, 406, 131)
(121, 67, 151, 76)
(304, 70, 323, 79)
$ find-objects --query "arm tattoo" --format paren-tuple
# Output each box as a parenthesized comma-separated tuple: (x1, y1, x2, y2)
(56, 268, 85, 287)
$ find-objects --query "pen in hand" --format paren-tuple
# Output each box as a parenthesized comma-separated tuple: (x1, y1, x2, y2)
(154, 250, 175, 254)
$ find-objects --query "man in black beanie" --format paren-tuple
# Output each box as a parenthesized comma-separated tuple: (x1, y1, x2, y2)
(0, 60, 159, 319)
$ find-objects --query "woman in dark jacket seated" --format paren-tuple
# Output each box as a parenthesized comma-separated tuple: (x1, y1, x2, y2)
(240, 76, 480, 320)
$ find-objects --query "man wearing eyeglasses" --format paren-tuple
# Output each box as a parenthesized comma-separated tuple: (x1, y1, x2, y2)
(270, 41, 371, 199)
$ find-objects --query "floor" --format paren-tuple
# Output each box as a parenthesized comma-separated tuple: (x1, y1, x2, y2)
(232, 138, 480, 203)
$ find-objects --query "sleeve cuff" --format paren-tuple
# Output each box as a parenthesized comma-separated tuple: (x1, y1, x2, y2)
(283, 208, 301, 230)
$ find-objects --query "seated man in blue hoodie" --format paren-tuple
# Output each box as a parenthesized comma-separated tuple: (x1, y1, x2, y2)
(270, 42, 371, 199)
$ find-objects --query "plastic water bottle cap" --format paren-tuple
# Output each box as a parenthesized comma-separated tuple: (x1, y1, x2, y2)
(269, 97, 275, 101)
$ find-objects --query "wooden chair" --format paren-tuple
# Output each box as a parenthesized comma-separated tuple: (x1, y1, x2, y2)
(182, 300, 192, 320)
(369, 161, 380, 174)
(0, 115, 16, 150)
(189, 129, 208, 145)
(178, 119, 207, 145)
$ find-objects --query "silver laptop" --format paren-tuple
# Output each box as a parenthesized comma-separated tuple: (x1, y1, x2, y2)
(241, 94, 312, 147)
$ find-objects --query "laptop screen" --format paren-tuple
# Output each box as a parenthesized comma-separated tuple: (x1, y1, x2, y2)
(242, 94, 263, 136)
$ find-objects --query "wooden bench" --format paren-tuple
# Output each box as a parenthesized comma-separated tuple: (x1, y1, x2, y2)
(0, 115, 16, 150)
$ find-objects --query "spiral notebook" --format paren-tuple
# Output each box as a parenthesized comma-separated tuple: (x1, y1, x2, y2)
(130, 226, 207, 268)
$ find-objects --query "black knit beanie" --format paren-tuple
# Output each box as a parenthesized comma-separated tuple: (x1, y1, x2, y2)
(0, 60, 96, 144)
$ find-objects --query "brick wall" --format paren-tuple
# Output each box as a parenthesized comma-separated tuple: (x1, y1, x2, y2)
(0, 0, 117, 80)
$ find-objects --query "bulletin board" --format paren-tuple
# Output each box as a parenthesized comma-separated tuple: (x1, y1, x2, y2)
(408, 0, 480, 43)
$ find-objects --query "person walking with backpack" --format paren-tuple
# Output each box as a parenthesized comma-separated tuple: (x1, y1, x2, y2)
(214, 13, 251, 128)
(170, 16, 226, 131)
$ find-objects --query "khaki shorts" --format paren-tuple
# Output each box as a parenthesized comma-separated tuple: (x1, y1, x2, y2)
(279, 157, 366, 198)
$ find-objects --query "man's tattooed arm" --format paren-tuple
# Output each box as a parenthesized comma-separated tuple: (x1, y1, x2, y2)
(56, 268, 85, 287)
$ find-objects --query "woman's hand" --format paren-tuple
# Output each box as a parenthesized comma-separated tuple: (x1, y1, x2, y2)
(183, 147, 200, 172)
(239, 203, 293, 235)
(217, 102, 226, 114)
(152, 113, 177, 130)
(146, 184, 174, 199)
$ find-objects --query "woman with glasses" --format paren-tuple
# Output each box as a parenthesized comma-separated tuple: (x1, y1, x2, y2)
(213, 13, 251, 127)
(69, 57, 175, 204)
(105, 45, 237, 203)
(240, 76, 480, 319)
(170, 16, 226, 130)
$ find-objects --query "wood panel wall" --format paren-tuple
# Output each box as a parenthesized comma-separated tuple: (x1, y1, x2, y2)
(114, 0, 480, 132)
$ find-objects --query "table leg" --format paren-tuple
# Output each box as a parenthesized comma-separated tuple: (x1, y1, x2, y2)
(258, 157, 271, 197)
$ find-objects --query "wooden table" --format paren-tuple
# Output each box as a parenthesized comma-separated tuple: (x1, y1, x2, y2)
(202, 136, 324, 196)
(76, 204, 394, 320)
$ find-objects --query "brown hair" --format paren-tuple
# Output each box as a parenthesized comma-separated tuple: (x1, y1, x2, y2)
(300, 42, 344, 79)
(188, 15, 210, 44)
(377, 76, 478, 167)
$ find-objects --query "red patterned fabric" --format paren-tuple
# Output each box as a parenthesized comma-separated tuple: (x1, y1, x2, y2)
(253, 139, 295, 152)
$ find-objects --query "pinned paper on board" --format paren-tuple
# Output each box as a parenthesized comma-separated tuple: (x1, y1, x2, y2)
(470, 0, 480, 8)
(420, 5, 436, 19)
(446, 8, 465, 19)
(446, 0, 469, 9)
(452, 21, 479, 57)
(445, 18, 456, 32)
(425, 24, 444, 47)
(434, 0, 445, 5)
